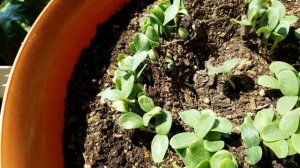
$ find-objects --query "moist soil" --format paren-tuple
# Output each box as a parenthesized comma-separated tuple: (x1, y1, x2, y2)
(63, 0, 300, 167)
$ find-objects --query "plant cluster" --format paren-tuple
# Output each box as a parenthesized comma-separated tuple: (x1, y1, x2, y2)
(170, 109, 237, 168)
(230, 0, 298, 53)
(207, 58, 241, 89)
(99, 0, 188, 163)
(241, 107, 300, 165)
(258, 61, 300, 114)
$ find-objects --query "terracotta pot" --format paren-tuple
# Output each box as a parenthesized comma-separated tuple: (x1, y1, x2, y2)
(0, 0, 129, 167)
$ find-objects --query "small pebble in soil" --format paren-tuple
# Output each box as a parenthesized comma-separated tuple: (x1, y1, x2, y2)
(259, 89, 265, 97)
(203, 97, 210, 104)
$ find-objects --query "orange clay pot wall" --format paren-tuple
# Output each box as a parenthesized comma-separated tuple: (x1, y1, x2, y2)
(0, 0, 129, 167)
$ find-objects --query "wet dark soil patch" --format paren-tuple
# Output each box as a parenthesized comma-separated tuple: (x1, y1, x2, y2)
(63, 0, 300, 167)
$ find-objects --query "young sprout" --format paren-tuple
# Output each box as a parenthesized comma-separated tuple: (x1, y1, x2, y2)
(178, 27, 189, 40)
(170, 109, 235, 168)
(241, 107, 300, 165)
(165, 56, 175, 71)
(258, 61, 300, 114)
(208, 58, 241, 89)
(231, 0, 297, 54)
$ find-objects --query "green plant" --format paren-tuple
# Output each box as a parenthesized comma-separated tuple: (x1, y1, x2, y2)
(0, 0, 49, 64)
(170, 109, 237, 168)
(240, 107, 300, 165)
(178, 27, 189, 39)
(207, 58, 241, 89)
(258, 61, 300, 114)
(230, 0, 297, 54)
(99, 0, 189, 163)
(99, 52, 172, 163)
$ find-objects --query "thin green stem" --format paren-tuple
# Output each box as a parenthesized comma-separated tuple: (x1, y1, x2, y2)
(224, 73, 236, 90)
(140, 127, 156, 134)
(270, 40, 278, 55)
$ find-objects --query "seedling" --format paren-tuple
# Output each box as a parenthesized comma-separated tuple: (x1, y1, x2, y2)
(230, 0, 298, 54)
(241, 107, 300, 165)
(165, 56, 174, 71)
(170, 109, 236, 167)
(258, 61, 300, 114)
(99, 0, 190, 164)
(178, 27, 189, 40)
(208, 58, 241, 89)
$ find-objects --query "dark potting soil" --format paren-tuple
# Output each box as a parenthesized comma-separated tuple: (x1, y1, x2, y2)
(63, 0, 300, 167)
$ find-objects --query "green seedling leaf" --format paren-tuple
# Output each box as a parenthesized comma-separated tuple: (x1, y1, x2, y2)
(204, 140, 225, 152)
(132, 51, 148, 71)
(179, 109, 201, 128)
(178, 27, 189, 39)
(269, 61, 297, 74)
(188, 139, 210, 160)
(127, 83, 143, 102)
(196, 160, 210, 168)
(272, 19, 290, 44)
(145, 26, 160, 48)
(295, 28, 300, 40)
(256, 27, 271, 40)
(220, 158, 238, 168)
(253, 109, 275, 132)
(189, 139, 211, 161)
(147, 49, 157, 61)
(283, 15, 297, 25)
(170, 132, 198, 149)
(279, 108, 300, 135)
(257, 75, 280, 89)
(113, 69, 127, 89)
(210, 150, 237, 168)
(211, 117, 233, 134)
(241, 123, 260, 147)
(181, 148, 203, 168)
(112, 100, 128, 113)
(287, 138, 297, 155)
(99, 88, 123, 103)
(133, 33, 150, 52)
(263, 140, 288, 158)
(208, 66, 224, 75)
(244, 146, 262, 165)
(276, 96, 298, 115)
(118, 56, 134, 72)
(266, 7, 280, 30)
(277, 70, 299, 96)
(205, 131, 222, 141)
(230, 18, 251, 25)
(194, 110, 216, 139)
(139, 17, 151, 33)
(138, 95, 155, 112)
(222, 58, 241, 73)
(143, 107, 162, 126)
(121, 74, 135, 98)
(261, 124, 289, 142)
(151, 134, 169, 163)
(117, 53, 127, 62)
(244, 115, 254, 125)
(155, 111, 172, 135)
(291, 134, 300, 154)
(165, 56, 174, 71)
(119, 112, 143, 129)
(271, 0, 286, 18)
(163, 4, 179, 25)
(151, 5, 165, 23)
